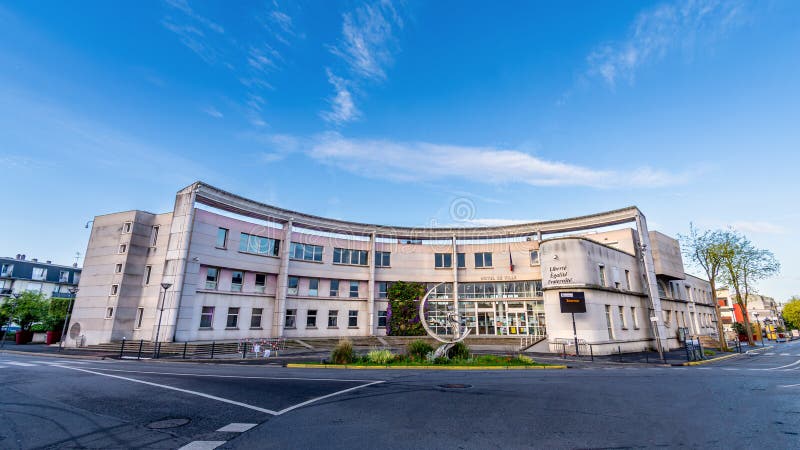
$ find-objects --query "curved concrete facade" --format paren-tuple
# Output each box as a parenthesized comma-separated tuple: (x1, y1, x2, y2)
(67, 182, 718, 354)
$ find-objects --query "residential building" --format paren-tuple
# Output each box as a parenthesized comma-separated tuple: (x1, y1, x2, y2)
(0, 254, 81, 299)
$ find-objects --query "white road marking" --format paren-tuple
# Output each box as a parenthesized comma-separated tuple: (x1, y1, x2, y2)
(722, 368, 740, 371)
(275, 380, 385, 415)
(764, 352, 776, 355)
(5, 361, 36, 367)
(217, 423, 257, 433)
(780, 353, 790, 356)
(79, 367, 375, 383)
(52, 365, 279, 415)
(177, 440, 226, 450)
(0, 365, 7, 369)
(753, 359, 800, 371)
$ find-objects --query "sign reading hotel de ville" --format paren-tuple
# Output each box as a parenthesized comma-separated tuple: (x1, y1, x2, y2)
(559, 292, 587, 314)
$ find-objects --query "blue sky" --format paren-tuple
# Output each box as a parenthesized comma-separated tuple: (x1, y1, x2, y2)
(1, 0, 798, 300)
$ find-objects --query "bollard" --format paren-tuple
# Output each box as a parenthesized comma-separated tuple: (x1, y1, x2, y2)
(119, 338, 126, 358)
(210, 341, 216, 359)
(242, 341, 247, 359)
(646, 348, 649, 364)
(156, 341, 161, 359)
(618, 346, 622, 363)
(183, 341, 188, 359)
(590, 344, 594, 362)
(137, 339, 144, 360)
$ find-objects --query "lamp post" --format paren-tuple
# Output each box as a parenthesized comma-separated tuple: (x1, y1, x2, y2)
(153, 282, 172, 358)
(58, 287, 79, 351)
(1, 293, 22, 350)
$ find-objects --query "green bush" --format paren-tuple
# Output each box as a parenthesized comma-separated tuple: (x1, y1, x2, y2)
(514, 354, 534, 364)
(366, 349, 395, 364)
(703, 349, 715, 356)
(447, 341, 470, 360)
(407, 339, 433, 361)
(330, 339, 355, 364)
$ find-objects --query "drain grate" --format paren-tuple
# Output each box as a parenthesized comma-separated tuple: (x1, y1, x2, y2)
(439, 384, 471, 389)
(147, 418, 191, 429)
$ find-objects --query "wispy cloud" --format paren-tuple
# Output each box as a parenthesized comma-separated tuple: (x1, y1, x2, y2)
(320, 69, 360, 125)
(587, 0, 747, 87)
(165, 0, 224, 33)
(322, 0, 404, 124)
(162, 0, 226, 64)
(202, 106, 223, 118)
(730, 221, 786, 235)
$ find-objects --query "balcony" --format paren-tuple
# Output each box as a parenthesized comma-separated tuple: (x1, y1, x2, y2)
(51, 291, 76, 299)
(1, 288, 13, 296)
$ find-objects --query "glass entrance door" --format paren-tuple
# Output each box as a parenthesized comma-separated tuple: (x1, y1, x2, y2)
(477, 312, 495, 335)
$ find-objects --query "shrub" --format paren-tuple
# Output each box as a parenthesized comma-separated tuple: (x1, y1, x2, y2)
(366, 349, 395, 364)
(330, 339, 355, 364)
(515, 354, 534, 364)
(407, 339, 433, 361)
(447, 341, 470, 360)
(703, 349, 715, 356)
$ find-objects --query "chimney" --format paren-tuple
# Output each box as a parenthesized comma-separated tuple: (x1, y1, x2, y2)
(73, 263, 78, 268)
(15, 254, 20, 259)
(32, 258, 38, 262)
(46, 260, 52, 264)
(20, 254, 25, 260)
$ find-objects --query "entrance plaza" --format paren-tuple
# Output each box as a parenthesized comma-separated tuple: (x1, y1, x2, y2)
(66, 182, 718, 355)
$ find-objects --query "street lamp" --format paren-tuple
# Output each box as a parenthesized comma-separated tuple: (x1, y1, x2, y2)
(58, 287, 79, 351)
(1, 293, 22, 350)
(153, 282, 172, 358)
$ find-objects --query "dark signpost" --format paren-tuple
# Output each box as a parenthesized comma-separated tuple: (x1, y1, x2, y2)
(560, 292, 586, 356)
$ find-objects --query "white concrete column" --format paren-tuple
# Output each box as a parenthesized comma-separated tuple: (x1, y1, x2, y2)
(367, 232, 376, 336)
(272, 220, 292, 338)
(161, 185, 197, 343)
(452, 235, 459, 313)
(635, 212, 669, 352)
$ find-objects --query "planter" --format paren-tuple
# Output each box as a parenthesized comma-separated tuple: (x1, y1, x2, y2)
(738, 335, 748, 342)
(45, 330, 62, 345)
(15, 330, 33, 345)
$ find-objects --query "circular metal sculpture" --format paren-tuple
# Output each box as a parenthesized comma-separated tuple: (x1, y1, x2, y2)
(419, 282, 471, 359)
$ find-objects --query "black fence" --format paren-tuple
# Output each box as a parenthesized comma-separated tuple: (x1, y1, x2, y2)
(116, 338, 287, 360)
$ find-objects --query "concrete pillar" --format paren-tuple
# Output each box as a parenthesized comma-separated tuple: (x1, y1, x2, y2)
(162, 185, 197, 343)
(452, 235, 459, 313)
(635, 212, 669, 352)
(273, 220, 292, 338)
(367, 232, 376, 336)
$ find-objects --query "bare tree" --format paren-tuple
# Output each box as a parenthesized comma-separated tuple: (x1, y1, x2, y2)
(680, 224, 727, 350)
(718, 230, 780, 345)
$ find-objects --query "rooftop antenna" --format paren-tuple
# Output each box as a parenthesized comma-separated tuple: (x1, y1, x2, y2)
(74, 251, 81, 265)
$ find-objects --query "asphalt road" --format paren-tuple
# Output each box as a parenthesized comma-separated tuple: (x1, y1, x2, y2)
(1, 342, 799, 449)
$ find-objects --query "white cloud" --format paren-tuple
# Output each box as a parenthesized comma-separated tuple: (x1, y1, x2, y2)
(165, 0, 224, 34)
(202, 106, 223, 118)
(730, 221, 786, 235)
(320, 69, 360, 125)
(247, 45, 281, 72)
(460, 218, 536, 227)
(587, 0, 746, 86)
(258, 132, 691, 188)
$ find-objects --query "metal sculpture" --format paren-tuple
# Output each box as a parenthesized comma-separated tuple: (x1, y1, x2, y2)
(419, 282, 471, 359)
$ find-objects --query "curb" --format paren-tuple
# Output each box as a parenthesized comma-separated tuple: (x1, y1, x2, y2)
(286, 363, 567, 370)
(0, 349, 109, 360)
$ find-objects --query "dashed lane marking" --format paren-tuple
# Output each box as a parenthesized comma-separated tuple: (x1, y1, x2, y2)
(217, 423, 257, 433)
(177, 440, 226, 450)
(5, 361, 36, 367)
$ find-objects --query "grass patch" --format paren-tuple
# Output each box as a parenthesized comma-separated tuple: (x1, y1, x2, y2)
(303, 353, 550, 367)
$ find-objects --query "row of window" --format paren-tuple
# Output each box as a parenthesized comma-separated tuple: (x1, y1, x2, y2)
(197, 306, 384, 330)
(121, 222, 160, 247)
(597, 265, 633, 290)
(0, 264, 74, 283)
(213, 227, 542, 269)
(204, 267, 364, 298)
(603, 304, 717, 340)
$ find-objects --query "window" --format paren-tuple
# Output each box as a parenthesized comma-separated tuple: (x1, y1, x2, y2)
(119, 244, 127, 254)
(613, 268, 621, 289)
(328, 310, 338, 328)
(73, 273, 80, 285)
(377, 281, 389, 299)
(288, 276, 299, 295)
(663, 309, 672, 327)
(631, 306, 639, 329)
(530, 250, 540, 265)
(231, 271, 243, 292)
(200, 306, 214, 328)
(290, 242, 323, 262)
(0, 263, 13, 277)
(255, 273, 266, 293)
(110, 284, 119, 296)
(605, 305, 614, 339)
(306, 309, 317, 328)
(618, 306, 626, 329)
(685, 286, 692, 301)
(135, 307, 144, 329)
(333, 248, 368, 266)
(375, 251, 391, 267)
(308, 278, 319, 296)
(27, 282, 42, 293)
(122, 222, 132, 233)
(205, 267, 219, 289)
(251, 308, 263, 328)
(598, 265, 606, 286)
(285, 309, 296, 329)
(226, 307, 239, 328)
(115, 263, 123, 274)
(349, 281, 359, 298)
(106, 307, 114, 318)
(378, 310, 387, 328)
(474, 252, 492, 268)
(624, 270, 631, 290)
(348, 310, 358, 328)
(216, 228, 229, 248)
(59, 270, 69, 283)
(32, 267, 46, 280)
(144, 265, 152, 284)
(329, 279, 339, 297)
(456, 253, 466, 268)
(150, 226, 160, 246)
(239, 232, 280, 256)
(435, 253, 452, 268)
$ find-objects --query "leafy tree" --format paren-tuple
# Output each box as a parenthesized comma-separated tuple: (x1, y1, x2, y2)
(43, 297, 71, 331)
(0, 291, 48, 332)
(718, 230, 780, 345)
(386, 281, 426, 336)
(680, 224, 728, 350)
(782, 297, 800, 330)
